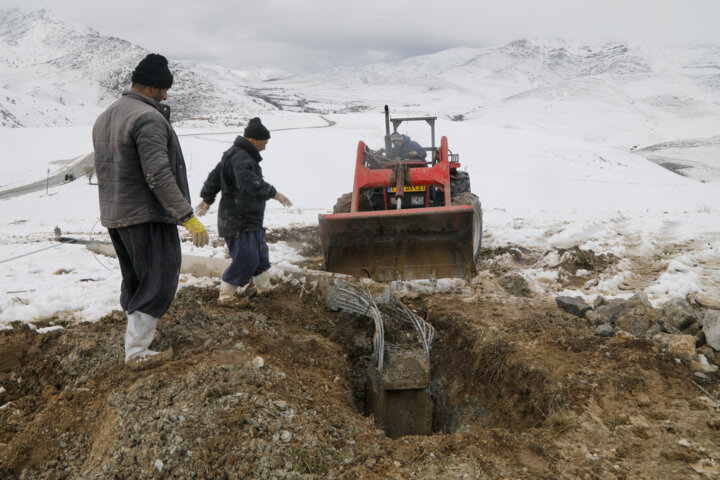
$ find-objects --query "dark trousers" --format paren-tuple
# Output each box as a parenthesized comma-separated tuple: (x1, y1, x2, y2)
(108, 222, 182, 318)
(222, 229, 270, 286)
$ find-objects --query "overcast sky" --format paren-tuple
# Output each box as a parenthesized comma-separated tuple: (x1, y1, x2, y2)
(2, 0, 719, 73)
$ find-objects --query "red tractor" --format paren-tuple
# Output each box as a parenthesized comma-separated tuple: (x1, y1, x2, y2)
(318, 106, 482, 281)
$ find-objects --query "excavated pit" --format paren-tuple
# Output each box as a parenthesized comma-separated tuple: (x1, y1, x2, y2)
(322, 295, 555, 439)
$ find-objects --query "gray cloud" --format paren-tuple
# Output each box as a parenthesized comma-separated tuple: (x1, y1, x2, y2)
(2, 0, 719, 73)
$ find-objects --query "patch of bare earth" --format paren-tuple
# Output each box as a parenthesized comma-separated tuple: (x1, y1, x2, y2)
(1, 232, 720, 479)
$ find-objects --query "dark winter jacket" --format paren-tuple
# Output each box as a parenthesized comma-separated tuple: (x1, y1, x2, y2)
(92, 91, 193, 228)
(389, 134, 427, 160)
(200, 136, 277, 238)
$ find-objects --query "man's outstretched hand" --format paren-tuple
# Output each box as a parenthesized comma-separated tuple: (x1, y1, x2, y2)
(195, 201, 210, 216)
(274, 192, 293, 207)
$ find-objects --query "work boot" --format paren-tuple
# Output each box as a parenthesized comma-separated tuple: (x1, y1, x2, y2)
(127, 347, 174, 371)
(124, 312, 172, 370)
(125, 311, 157, 362)
(218, 280, 237, 305)
(253, 270, 273, 294)
(237, 282, 253, 295)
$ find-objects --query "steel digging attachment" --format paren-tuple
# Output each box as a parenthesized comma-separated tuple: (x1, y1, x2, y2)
(319, 206, 475, 281)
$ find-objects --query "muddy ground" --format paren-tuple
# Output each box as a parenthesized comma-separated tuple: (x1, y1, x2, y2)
(2, 227, 720, 479)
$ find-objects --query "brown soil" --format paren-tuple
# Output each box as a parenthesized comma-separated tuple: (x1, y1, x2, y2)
(2, 231, 720, 479)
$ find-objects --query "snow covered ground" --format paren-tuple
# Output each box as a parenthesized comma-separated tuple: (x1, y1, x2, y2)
(1, 110, 719, 326)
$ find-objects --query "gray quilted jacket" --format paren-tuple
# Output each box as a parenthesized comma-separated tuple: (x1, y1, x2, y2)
(92, 91, 193, 228)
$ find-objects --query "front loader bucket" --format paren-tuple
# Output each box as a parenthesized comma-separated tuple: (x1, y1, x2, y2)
(318, 206, 476, 281)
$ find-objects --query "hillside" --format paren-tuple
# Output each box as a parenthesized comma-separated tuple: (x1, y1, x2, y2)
(3, 8, 720, 155)
(0, 8, 277, 127)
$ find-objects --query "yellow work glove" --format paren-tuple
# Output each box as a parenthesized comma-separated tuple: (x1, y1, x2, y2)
(181, 215, 209, 247)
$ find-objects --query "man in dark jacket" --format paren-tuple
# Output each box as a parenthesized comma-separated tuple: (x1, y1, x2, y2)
(92, 53, 209, 369)
(389, 132, 427, 160)
(196, 117, 292, 303)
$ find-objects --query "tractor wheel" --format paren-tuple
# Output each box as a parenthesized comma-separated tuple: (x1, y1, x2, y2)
(451, 192, 482, 262)
(333, 192, 373, 213)
(450, 170, 471, 196)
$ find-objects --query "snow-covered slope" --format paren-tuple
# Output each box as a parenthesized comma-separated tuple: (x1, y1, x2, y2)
(262, 39, 720, 145)
(1, 8, 719, 180)
(253, 39, 720, 180)
(0, 8, 279, 127)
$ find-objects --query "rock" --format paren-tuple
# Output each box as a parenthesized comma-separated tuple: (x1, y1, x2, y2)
(689, 291, 720, 310)
(661, 298, 699, 331)
(694, 372, 710, 380)
(594, 324, 615, 337)
(615, 314, 652, 338)
(154, 459, 164, 472)
(697, 345, 716, 363)
(555, 296, 592, 317)
(592, 299, 633, 325)
(234, 342, 245, 350)
(645, 323, 664, 338)
(246, 417, 263, 429)
(585, 310, 605, 326)
(691, 355, 718, 373)
(667, 335, 696, 359)
(498, 274, 533, 297)
(651, 333, 672, 349)
(469, 273, 506, 295)
(280, 430, 292, 443)
(656, 319, 681, 335)
(593, 295, 608, 308)
(252, 356, 265, 369)
(630, 292, 653, 309)
(677, 439, 693, 448)
(703, 311, 720, 351)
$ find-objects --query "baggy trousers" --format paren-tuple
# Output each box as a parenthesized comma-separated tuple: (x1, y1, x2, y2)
(108, 222, 182, 318)
(222, 229, 270, 287)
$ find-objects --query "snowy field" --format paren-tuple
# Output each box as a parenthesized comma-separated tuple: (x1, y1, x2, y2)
(1, 110, 719, 326)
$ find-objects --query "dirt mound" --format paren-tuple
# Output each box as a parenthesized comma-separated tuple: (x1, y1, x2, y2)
(2, 261, 720, 478)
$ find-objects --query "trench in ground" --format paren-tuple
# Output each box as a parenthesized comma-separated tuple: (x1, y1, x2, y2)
(326, 307, 558, 437)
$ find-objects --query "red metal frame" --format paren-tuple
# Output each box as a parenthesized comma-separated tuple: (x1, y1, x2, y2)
(351, 137, 453, 212)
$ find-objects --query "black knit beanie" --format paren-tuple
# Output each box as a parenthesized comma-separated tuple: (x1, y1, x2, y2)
(244, 117, 270, 140)
(131, 54, 174, 89)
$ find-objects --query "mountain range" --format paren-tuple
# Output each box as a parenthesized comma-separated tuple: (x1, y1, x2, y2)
(0, 8, 277, 128)
(1, 6, 720, 177)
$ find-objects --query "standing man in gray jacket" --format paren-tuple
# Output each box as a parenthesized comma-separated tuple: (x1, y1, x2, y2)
(92, 53, 209, 369)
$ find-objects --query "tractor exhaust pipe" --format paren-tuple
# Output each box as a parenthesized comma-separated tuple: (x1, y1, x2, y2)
(384, 104, 391, 153)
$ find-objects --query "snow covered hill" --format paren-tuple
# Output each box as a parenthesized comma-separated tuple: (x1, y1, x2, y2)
(1, 8, 719, 179)
(0, 8, 279, 127)
(255, 39, 720, 180)
(263, 40, 720, 147)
